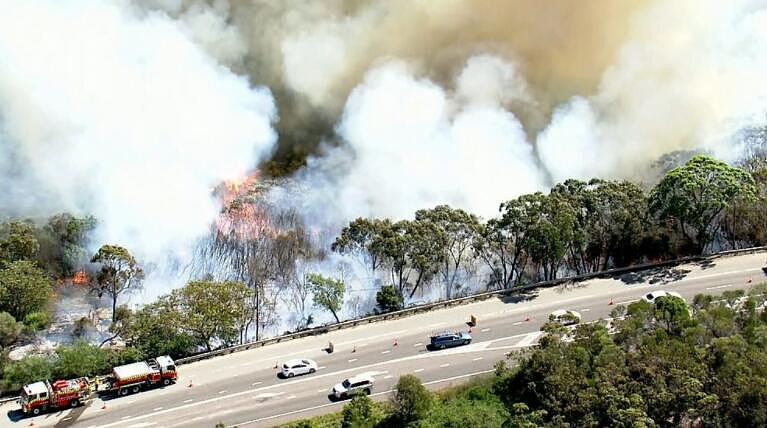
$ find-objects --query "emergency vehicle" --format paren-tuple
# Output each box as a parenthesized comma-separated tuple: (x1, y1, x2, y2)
(102, 355, 177, 395)
(19, 377, 93, 415)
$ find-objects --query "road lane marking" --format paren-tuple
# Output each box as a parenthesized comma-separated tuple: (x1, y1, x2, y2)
(384, 375, 393, 379)
(286, 395, 296, 399)
(317, 388, 326, 392)
(616, 299, 638, 305)
(706, 284, 734, 290)
(512, 321, 523, 325)
(580, 308, 591, 312)
(127, 423, 156, 428)
(472, 357, 483, 361)
(62, 417, 72, 421)
(439, 363, 450, 368)
(318, 366, 326, 370)
(252, 381, 262, 386)
(481, 328, 490, 332)
(229, 369, 496, 427)
(348, 358, 358, 363)
(183, 399, 193, 403)
(218, 390, 227, 394)
(381, 350, 391, 354)
(413, 342, 423, 347)
(254, 392, 285, 399)
(153, 407, 163, 411)
(516, 332, 543, 347)
(413, 368, 424, 373)
(335, 330, 408, 347)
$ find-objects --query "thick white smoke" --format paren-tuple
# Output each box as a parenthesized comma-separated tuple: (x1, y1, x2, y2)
(538, 0, 767, 180)
(0, 0, 277, 300)
(306, 57, 545, 223)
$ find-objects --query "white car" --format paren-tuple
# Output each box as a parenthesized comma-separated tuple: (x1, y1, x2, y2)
(549, 309, 582, 326)
(281, 359, 318, 378)
(642, 290, 682, 303)
(330, 374, 375, 399)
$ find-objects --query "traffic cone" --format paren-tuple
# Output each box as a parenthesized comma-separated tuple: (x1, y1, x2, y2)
(609, 298, 614, 305)
(101, 404, 106, 410)
(28, 422, 34, 427)
(187, 379, 193, 388)
(747, 278, 753, 283)
(274, 362, 278, 369)
(393, 338, 398, 347)
(352, 345, 356, 353)
(468, 326, 472, 333)
(524, 314, 530, 322)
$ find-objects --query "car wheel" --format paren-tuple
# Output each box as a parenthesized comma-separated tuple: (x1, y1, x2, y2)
(120, 388, 129, 396)
(70, 399, 79, 408)
(464, 340, 470, 345)
(32, 407, 41, 416)
(132, 385, 140, 393)
(309, 368, 316, 374)
(288, 372, 295, 378)
(439, 344, 445, 349)
(363, 388, 371, 395)
(163, 378, 171, 386)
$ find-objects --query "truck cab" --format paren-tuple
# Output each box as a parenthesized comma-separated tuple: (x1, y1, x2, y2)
(19, 382, 49, 415)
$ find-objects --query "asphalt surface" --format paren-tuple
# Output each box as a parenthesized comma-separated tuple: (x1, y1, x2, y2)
(2, 252, 765, 428)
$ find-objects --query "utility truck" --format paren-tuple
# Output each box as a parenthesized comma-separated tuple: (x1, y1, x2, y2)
(19, 378, 94, 415)
(101, 355, 177, 396)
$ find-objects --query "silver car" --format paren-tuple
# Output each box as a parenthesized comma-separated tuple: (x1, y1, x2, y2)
(330, 374, 374, 399)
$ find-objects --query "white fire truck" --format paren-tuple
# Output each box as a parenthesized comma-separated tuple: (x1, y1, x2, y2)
(101, 355, 177, 396)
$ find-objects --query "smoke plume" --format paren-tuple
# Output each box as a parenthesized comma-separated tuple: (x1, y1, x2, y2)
(0, 0, 277, 299)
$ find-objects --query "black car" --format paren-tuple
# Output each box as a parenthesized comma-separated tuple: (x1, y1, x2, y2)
(429, 331, 472, 350)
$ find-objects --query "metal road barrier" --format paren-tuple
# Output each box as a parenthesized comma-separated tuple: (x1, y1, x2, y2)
(1, 245, 766, 404)
(173, 245, 767, 366)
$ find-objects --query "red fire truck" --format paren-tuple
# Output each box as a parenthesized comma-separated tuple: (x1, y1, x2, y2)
(19, 377, 93, 415)
(101, 355, 177, 396)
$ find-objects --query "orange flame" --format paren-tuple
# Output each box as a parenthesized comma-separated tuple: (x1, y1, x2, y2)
(216, 171, 275, 240)
(72, 270, 88, 286)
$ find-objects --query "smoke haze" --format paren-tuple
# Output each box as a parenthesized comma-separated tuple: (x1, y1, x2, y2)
(1, 0, 766, 307)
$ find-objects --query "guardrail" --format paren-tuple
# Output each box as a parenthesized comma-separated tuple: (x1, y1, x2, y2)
(1, 245, 765, 404)
(173, 245, 767, 365)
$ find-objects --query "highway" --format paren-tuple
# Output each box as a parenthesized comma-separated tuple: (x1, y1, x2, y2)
(2, 252, 765, 428)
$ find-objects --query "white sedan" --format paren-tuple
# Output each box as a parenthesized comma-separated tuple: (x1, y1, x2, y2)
(281, 359, 318, 378)
(549, 309, 582, 326)
(642, 290, 682, 303)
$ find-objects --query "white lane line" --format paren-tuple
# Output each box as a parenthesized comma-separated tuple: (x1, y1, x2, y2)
(616, 299, 639, 305)
(127, 423, 156, 428)
(252, 381, 262, 386)
(218, 390, 227, 394)
(122, 416, 133, 420)
(472, 357, 483, 361)
(183, 399, 193, 403)
(580, 308, 591, 312)
(62, 417, 72, 421)
(480, 328, 490, 332)
(192, 416, 204, 421)
(317, 388, 326, 392)
(413, 368, 424, 373)
(413, 342, 423, 347)
(439, 363, 450, 368)
(516, 332, 543, 348)
(254, 392, 285, 399)
(706, 284, 734, 290)
(318, 366, 326, 370)
(512, 321, 523, 325)
(348, 358, 358, 363)
(384, 375, 393, 379)
(286, 395, 296, 400)
(335, 330, 408, 347)
(153, 407, 163, 411)
(381, 350, 391, 354)
(228, 370, 496, 427)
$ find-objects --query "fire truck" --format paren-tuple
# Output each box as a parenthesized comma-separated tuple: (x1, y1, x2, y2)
(19, 377, 93, 415)
(101, 355, 177, 396)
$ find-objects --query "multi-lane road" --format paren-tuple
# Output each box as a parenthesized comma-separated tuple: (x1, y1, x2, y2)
(2, 252, 765, 428)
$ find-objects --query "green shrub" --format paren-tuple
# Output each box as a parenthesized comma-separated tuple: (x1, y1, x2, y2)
(23, 311, 50, 332)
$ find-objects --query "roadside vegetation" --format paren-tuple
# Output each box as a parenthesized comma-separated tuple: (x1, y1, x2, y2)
(2, 152, 767, 396)
(281, 286, 767, 427)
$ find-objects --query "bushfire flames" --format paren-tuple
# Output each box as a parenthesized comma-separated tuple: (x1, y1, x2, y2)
(215, 171, 274, 240)
(72, 270, 88, 286)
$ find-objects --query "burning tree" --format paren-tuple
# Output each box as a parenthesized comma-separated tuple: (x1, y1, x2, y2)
(90, 244, 144, 322)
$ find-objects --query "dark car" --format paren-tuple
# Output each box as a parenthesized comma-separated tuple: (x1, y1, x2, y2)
(429, 331, 472, 350)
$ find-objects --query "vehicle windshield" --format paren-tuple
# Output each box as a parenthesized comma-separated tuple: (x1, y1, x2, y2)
(342, 380, 351, 388)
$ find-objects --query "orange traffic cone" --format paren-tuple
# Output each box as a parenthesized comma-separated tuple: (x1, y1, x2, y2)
(393, 338, 398, 347)
(609, 298, 614, 305)
(352, 345, 356, 353)
(524, 314, 531, 322)
(28, 422, 34, 427)
(101, 404, 107, 410)
(747, 278, 753, 283)
(274, 362, 279, 369)
(187, 379, 193, 388)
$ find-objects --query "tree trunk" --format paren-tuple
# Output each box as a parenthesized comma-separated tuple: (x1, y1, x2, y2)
(330, 309, 340, 323)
